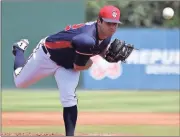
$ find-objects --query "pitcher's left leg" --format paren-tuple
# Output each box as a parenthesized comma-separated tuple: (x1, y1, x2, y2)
(54, 67, 80, 136)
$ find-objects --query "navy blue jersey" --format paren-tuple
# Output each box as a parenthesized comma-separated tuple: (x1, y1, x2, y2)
(44, 21, 112, 69)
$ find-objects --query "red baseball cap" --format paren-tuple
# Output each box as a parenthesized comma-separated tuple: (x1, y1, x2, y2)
(99, 5, 122, 24)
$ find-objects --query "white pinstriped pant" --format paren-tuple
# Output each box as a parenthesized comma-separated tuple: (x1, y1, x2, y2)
(13, 39, 80, 107)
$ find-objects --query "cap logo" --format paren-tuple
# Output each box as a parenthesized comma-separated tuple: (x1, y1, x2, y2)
(112, 11, 117, 18)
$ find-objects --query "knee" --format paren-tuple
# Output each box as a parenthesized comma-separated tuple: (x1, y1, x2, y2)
(61, 98, 78, 107)
(14, 76, 27, 88)
(14, 81, 27, 88)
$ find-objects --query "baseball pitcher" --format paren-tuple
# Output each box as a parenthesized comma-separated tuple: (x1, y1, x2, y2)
(12, 5, 135, 136)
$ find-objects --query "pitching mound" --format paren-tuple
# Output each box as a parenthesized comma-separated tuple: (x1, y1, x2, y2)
(1, 132, 139, 136)
(2, 112, 179, 126)
(2, 112, 179, 136)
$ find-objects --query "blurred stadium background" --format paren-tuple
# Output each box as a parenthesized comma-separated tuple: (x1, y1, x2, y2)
(1, 0, 180, 136)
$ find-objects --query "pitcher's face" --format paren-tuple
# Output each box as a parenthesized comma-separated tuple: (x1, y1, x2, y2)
(98, 19, 118, 38)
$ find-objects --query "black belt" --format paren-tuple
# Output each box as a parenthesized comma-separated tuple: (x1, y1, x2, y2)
(42, 45, 53, 60)
(42, 45, 48, 54)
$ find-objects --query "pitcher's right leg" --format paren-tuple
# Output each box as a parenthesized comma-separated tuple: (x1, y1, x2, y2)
(12, 39, 29, 71)
(13, 39, 59, 88)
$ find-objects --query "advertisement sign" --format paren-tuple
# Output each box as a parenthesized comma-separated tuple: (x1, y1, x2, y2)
(82, 29, 180, 90)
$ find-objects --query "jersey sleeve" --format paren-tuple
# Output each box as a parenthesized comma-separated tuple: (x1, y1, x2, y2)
(72, 34, 95, 66)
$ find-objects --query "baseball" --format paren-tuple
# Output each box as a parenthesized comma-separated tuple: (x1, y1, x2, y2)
(162, 7, 174, 19)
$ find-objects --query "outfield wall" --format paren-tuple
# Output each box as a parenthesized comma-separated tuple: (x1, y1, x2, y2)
(1, 1, 179, 90)
(1, 0, 85, 89)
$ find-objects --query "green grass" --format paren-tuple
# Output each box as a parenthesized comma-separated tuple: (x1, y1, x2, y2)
(2, 89, 179, 136)
(2, 89, 179, 112)
(2, 125, 180, 136)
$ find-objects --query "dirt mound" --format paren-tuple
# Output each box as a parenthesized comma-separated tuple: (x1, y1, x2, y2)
(2, 112, 179, 126)
(1, 132, 63, 136)
(1, 112, 179, 136)
(0, 132, 140, 136)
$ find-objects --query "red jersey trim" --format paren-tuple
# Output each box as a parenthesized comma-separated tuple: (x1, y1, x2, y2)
(45, 41, 72, 49)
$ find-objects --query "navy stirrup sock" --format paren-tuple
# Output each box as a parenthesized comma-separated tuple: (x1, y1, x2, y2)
(63, 105, 78, 136)
(14, 49, 26, 70)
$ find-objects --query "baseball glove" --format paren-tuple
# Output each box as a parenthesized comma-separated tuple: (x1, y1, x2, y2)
(104, 39, 135, 63)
